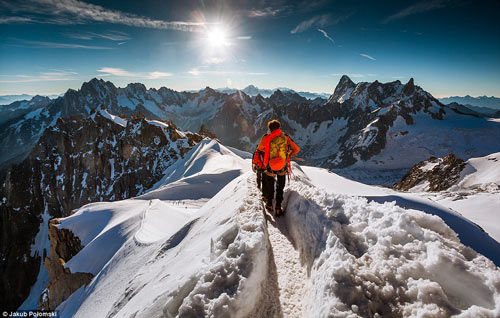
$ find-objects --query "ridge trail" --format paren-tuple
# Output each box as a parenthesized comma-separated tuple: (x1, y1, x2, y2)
(266, 210, 308, 318)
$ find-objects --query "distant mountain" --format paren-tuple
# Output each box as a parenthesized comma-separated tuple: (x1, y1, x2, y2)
(0, 94, 59, 105)
(459, 104, 500, 117)
(439, 95, 500, 110)
(215, 85, 331, 100)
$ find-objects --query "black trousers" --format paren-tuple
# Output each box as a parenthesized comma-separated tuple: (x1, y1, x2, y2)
(262, 173, 286, 207)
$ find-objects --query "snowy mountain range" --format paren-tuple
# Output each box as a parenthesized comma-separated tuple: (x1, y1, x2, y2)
(11, 140, 500, 317)
(0, 94, 60, 106)
(214, 84, 331, 100)
(439, 95, 500, 110)
(1, 76, 499, 179)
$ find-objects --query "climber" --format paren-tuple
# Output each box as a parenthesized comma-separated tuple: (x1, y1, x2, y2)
(252, 145, 264, 191)
(255, 119, 300, 216)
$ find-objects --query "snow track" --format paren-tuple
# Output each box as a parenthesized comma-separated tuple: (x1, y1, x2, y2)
(267, 215, 308, 318)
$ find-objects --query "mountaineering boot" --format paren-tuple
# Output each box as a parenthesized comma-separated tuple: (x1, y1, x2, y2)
(275, 205, 283, 217)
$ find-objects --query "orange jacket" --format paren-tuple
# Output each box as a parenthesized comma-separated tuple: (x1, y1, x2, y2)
(256, 131, 300, 162)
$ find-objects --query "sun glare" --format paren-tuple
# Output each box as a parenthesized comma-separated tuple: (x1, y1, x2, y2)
(206, 27, 230, 48)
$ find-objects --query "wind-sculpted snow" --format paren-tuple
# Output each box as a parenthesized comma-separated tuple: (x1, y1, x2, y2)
(51, 142, 280, 317)
(283, 167, 500, 317)
(55, 175, 273, 318)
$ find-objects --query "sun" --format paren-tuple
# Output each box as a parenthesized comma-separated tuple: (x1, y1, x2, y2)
(205, 26, 230, 48)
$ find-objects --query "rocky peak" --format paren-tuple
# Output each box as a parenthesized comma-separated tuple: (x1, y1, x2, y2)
(242, 85, 259, 96)
(269, 89, 285, 103)
(402, 78, 415, 96)
(268, 89, 305, 105)
(330, 75, 356, 103)
(125, 82, 147, 95)
(80, 78, 116, 97)
(200, 86, 218, 97)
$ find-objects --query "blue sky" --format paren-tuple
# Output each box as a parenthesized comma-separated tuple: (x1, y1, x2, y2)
(0, 0, 499, 97)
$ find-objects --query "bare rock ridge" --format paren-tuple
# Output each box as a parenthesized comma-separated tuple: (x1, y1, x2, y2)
(39, 218, 93, 310)
(0, 111, 204, 310)
(393, 154, 467, 191)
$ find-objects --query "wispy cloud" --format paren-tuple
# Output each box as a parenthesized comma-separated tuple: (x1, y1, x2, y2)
(97, 67, 172, 79)
(248, 6, 285, 18)
(317, 28, 334, 43)
(1, 0, 209, 32)
(0, 70, 78, 83)
(236, 36, 252, 40)
(392, 76, 407, 79)
(291, 14, 331, 34)
(66, 31, 131, 41)
(0, 16, 34, 23)
(11, 39, 113, 49)
(360, 53, 376, 61)
(383, 0, 452, 23)
(291, 12, 353, 34)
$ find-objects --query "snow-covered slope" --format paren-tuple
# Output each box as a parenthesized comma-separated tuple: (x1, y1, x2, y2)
(41, 142, 500, 317)
(395, 152, 500, 243)
(51, 140, 277, 317)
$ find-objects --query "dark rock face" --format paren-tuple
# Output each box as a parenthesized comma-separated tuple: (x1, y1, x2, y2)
(39, 219, 93, 310)
(393, 154, 467, 191)
(0, 112, 202, 310)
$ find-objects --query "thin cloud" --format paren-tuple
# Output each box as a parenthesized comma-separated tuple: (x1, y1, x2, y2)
(98, 67, 135, 77)
(383, 0, 452, 23)
(317, 28, 334, 43)
(0, 70, 78, 83)
(360, 54, 376, 61)
(66, 31, 131, 41)
(291, 14, 331, 34)
(248, 6, 285, 17)
(1, 0, 210, 32)
(13, 39, 113, 49)
(0, 16, 34, 23)
(236, 36, 252, 40)
(97, 67, 172, 79)
(291, 12, 353, 34)
(147, 71, 172, 79)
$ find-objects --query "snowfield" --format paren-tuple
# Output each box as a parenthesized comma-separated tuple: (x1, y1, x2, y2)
(45, 141, 500, 317)
(405, 152, 500, 243)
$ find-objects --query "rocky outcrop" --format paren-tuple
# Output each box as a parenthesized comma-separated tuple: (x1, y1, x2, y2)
(0, 111, 203, 310)
(39, 219, 93, 310)
(393, 154, 467, 191)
